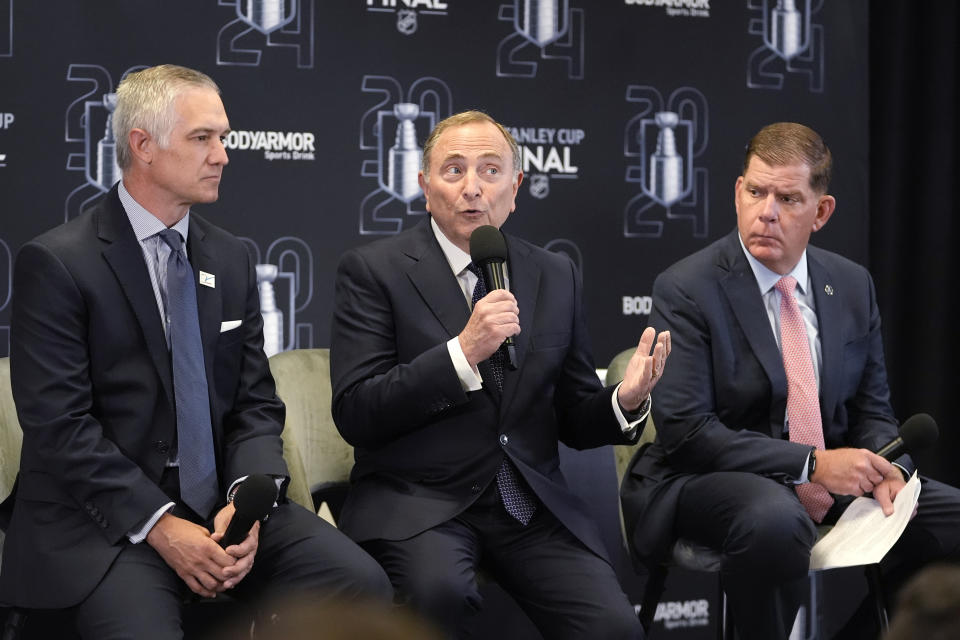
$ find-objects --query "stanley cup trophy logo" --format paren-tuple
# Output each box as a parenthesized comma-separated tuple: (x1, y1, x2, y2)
(237, 0, 295, 34)
(747, 0, 824, 92)
(496, 0, 584, 79)
(385, 103, 423, 203)
(245, 236, 315, 355)
(515, 0, 569, 47)
(358, 75, 452, 235)
(218, 0, 315, 68)
(769, 0, 803, 60)
(648, 112, 683, 206)
(256, 264, 284, 357)
(64, 64, 146, 220)
(623, 86, 709, 239)
(96, 93, 121, 192)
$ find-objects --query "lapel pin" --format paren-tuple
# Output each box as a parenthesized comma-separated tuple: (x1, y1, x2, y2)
(199, 271, 216, 288)
(824, 284, 834, 296)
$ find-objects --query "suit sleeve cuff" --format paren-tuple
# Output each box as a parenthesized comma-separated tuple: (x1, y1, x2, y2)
(612, 381, 651, 437)
(127, 502, 175, 544)
(447, 336, 483, 391)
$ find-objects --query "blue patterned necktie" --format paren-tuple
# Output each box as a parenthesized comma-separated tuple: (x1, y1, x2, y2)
(467, 263, 537, 526)
(159, 229, 218, 519)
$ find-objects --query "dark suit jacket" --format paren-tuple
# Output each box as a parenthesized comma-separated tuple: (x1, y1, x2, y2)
(330, 220, 638, 561)
(622, 230, 906, 565)
(0, 185, 287, 608)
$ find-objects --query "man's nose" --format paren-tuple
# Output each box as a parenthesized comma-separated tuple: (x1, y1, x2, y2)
(462, 170, 481, 197)
(210, 138, 229, 165)
(759, 194, 778, 221)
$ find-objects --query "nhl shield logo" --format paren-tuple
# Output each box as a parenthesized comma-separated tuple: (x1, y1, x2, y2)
(237, 0, 297, 35)
(397, 9, 418, 35)
(529, 174, 550, 200)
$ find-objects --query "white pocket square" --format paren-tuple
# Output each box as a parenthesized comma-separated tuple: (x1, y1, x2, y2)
(220, 320, 242, 333)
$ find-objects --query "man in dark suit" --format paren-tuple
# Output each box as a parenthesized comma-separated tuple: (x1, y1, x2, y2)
(330, 111, 671, 639)
(621, 122, 960, 639)
(0, 64, 390, 638)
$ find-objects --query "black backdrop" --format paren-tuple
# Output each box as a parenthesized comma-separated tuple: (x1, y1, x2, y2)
(0, 3, 955, 503)
(869, 2, 960, 488)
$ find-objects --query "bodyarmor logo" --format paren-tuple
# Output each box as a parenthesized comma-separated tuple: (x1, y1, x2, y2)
(496, 0, 585, 79)
(358, 75, 453, 235)
(217, 0, 315, 68)
(654, 599, 710, 630)
(223, 129, 317, 161)
(1, 0, 12, 57)
(505, 125, 584, 200)
(746, 0, 824, 92)
(623, 85, 709, 239)
(241, 236, 315, 356)
(624, 0, 710, 18)
(0, 237, 10, 357)
(0, 113, 8, 168)
(64, 64, 146, 220)
(365, 1, 449, 36)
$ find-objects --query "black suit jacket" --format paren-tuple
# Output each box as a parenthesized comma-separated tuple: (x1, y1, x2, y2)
(622, 230, 905, 564)
(330, 220, 638, 561)
(0, 185, 287, 608)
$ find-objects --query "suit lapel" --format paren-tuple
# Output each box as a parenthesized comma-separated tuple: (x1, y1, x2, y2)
(97, 189, 174, 407)
(186, 217, 222, 391)
(405, 223, 472, 342)
(808, 252, 841, 429)
(717, 233, 787, 436)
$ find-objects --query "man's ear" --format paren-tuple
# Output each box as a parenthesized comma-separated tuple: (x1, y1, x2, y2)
(812, 194, 836, 232)
(128, 128, 153, 166)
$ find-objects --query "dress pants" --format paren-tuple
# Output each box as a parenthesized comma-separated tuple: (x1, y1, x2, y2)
(674, 472, 960, 640)
(362, 480, 642, 640)
(71, 471, 392, 640)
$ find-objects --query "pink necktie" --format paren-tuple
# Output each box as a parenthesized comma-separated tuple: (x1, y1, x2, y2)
(776, 276, 834, 522)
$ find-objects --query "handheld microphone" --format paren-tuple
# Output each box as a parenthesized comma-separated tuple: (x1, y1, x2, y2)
(469, 225, 518, 370)
(220, 474, 276, 548)
(875, 413, 939, 460)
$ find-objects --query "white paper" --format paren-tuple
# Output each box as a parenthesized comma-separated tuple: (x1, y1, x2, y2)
(809, 472, 921, 570)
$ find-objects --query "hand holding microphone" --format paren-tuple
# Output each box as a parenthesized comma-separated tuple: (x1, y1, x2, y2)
(219, 473, 276, 548)
(812, 414, 937, 514)
(463, 225, 519, 370)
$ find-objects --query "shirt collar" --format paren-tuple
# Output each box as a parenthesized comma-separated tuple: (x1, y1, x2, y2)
(430, 217, 473, 276)
(737, 232, 808, 296)
(118, 180, 191, 244)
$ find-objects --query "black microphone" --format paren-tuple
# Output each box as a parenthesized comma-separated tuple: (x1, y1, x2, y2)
(875, 413, 939, 460)
(220, 474, 276, 548)
(469, 225, 517, 370)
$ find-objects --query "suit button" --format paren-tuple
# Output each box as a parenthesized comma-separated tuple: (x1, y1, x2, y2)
(499, 434, 508, 446)
(470, 483, 482, 493)
(154, 440, 170, 454)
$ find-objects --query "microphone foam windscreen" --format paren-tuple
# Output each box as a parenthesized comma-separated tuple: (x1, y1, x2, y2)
(469, 225, 507, 264)
(900, 413, 939, 451)
(233, 474, 277, 519)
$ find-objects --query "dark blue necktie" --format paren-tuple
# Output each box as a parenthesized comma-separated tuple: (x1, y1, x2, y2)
(467, 263, 537, 526)
(160, 229, 218, 518)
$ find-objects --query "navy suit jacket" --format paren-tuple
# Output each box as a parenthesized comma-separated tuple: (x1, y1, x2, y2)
(0, 185, 287, 608)
(330, 220, 638, 561)
(622, 230, 906, 564)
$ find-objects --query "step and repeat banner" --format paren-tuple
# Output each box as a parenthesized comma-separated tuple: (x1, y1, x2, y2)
(0, 3, 867, 635)
(0, 1, 867, 368)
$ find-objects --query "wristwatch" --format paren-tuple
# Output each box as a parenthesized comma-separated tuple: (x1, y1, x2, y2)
(807, 449, 817, 479)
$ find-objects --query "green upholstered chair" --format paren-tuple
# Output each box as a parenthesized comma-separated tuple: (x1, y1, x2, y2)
(268, 348, 353, 521)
